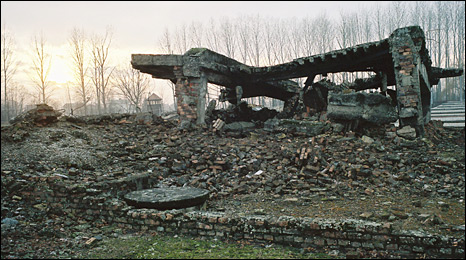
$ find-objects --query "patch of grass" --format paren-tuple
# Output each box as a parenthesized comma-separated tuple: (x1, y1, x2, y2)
(78, 233, 339, 259)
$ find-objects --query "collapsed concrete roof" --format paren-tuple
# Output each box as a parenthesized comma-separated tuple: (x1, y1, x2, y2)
(131, 48, 300, 102)
(132, 26, 461, 101)
(131, 26, 463, 137)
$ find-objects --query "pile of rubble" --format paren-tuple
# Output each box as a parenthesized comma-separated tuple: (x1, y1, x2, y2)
(1, 107, 464, 258)
(9, 104, 63, 127)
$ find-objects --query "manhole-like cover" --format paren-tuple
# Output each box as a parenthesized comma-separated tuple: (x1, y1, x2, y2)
(124, 187, 210, 210)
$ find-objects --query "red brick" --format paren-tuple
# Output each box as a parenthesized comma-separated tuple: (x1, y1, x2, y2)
(309, 223, 320, 230)
(255, 220, 265, 226)
(278, 221, 288, 227)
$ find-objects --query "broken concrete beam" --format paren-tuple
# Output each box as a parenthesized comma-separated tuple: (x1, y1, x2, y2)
(132, 49, 300, 102)
(253, 39, 391, 82)
(223, 121, 256, 132)
(345, 76, 384, 92)
(327, 92, 397, 125)
(430, 67, 464, 85)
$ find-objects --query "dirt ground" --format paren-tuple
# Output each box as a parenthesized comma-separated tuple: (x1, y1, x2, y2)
(1, 113, 465, 258)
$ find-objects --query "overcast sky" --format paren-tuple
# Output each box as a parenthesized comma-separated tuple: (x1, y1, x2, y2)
(2, 1, 377, 49)
(1, 1, 387, 104)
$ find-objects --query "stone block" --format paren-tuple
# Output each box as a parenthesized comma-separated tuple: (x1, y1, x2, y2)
(283, 236, 294, 242)
(327, 92, 397, 125)
(339, 240, 350, 246)
(315, 239, 326, 246)
(386, 243, 398, 250)
(439, 248, 451, 255)
(362, 242, 374, 249)
(374, 242, 385, 249)
(397, 125, 417, 139)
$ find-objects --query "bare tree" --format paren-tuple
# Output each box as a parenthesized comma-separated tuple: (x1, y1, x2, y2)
(248, 15, 263, 67)
(373, 2, 388, 40)
(301, 17, 316, 57)
(113, 64, 151, 112)
(248, 15, 266, 105)
(69, 27, 91, 115)
(263, 19, 277, 66)
(9, 82, 26, 117)
(30, 31, 53, 104)
(219, 17, 236, 58)
(189, 21, 204, 47)
(205, 18, 220, 52)
(387, 1, 409, 33)
(90, 27, 114, 114)
(155, 2, 465, 104)
(236, 15, 250, 64)
(159, 28, 177, 111)
(1, 24, 19, 121)
(272, 19, 290, 64)
(174, 23, 188, 54)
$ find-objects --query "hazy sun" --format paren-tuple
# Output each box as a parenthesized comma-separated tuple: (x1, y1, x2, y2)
(48, 55, 73, 84)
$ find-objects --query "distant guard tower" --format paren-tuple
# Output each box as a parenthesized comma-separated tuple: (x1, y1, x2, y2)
(146, 93, 163, 116)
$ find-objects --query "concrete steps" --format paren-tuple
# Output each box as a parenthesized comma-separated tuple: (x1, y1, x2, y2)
(431, 101, 465, 128)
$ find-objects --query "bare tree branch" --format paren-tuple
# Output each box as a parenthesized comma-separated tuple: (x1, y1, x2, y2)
(30, 31, 53, 104)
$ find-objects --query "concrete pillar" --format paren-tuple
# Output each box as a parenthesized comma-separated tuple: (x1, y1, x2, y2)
(389, 28, 426, 137)
(196, 72, 207, 125)
(380, 71, 387, 94)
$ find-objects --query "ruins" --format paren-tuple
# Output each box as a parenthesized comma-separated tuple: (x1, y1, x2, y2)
(124, 187, 210, 210)
(132, 26, 462, 138)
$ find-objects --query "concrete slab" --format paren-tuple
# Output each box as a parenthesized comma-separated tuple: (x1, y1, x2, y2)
(124, 187, 210, 210)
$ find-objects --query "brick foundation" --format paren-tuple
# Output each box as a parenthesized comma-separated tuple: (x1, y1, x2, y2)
(10, 175, 465, 259)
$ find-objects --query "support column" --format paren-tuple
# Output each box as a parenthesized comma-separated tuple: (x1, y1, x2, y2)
(379, 71, 387, 95)
(389, 28, 426, 137)
(196, 72, 208, 125)
(174, 68, 207, 127)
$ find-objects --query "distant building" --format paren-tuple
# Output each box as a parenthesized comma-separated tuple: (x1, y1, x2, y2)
(108, 98, 132, 114)
(144, 93, 163, 116)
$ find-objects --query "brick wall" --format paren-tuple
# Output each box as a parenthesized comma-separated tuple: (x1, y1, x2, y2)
(10, 176, 465, 259)
(175, 78, 198, 123)
(389, 28, 427, 137)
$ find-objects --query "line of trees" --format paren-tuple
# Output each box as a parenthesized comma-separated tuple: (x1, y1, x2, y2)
(1, 24, 23, 122)
(1, 26, 156, 121)
(2, 1, 464, 122)
(157, 1, 465, 107)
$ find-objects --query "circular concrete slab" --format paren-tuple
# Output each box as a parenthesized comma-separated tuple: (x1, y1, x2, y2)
(124, 187, 210, 210)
